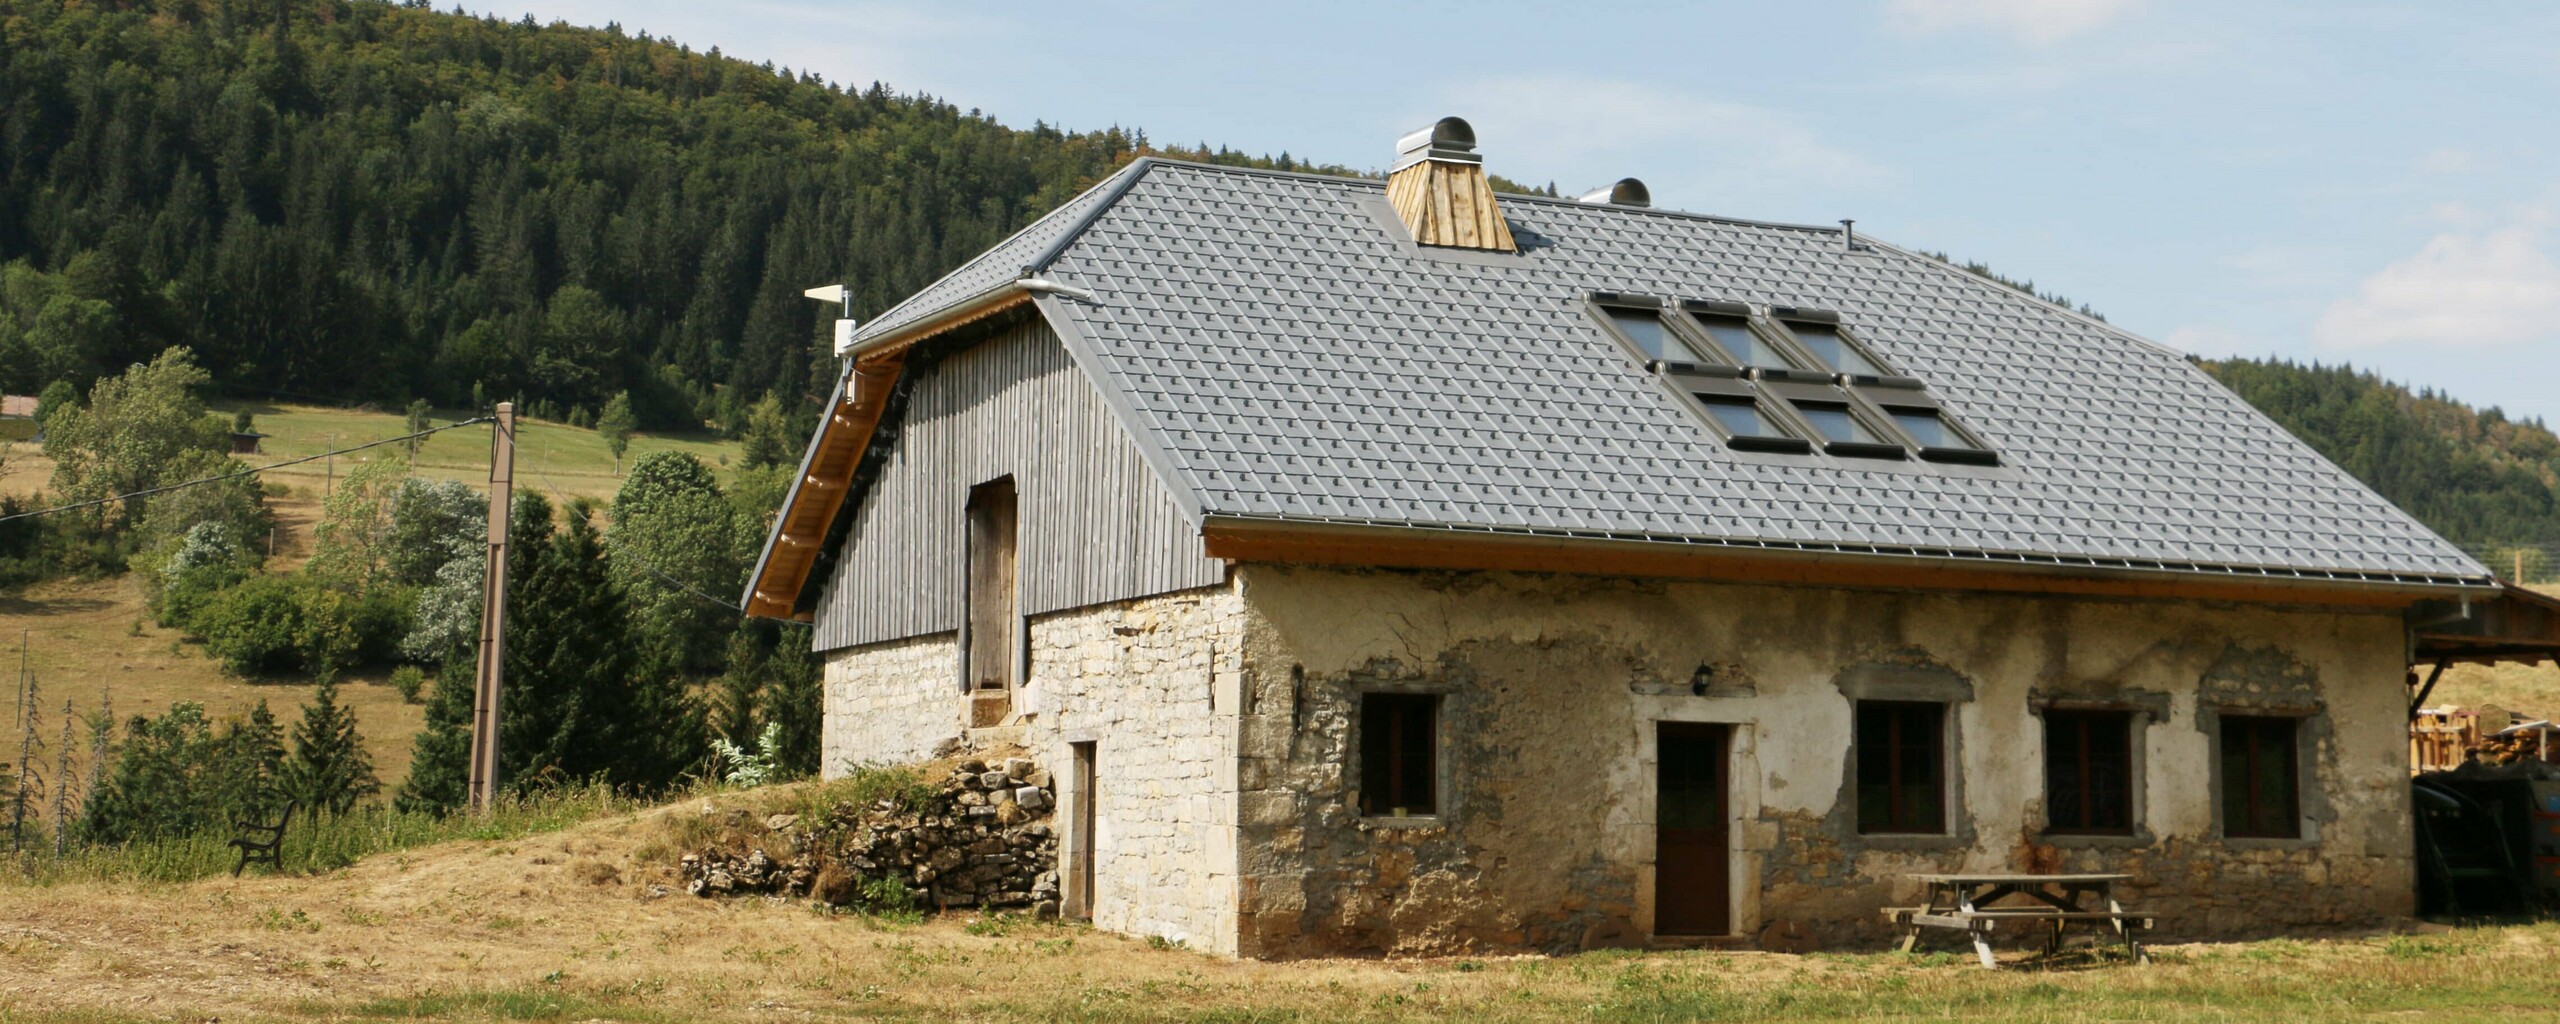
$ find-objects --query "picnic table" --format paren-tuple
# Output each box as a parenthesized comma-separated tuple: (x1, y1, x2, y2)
(1884, 872, 2153, 968)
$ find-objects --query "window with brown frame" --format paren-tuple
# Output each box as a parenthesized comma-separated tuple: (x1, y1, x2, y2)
(2219, 715, 2301, 839)
(1856, 700, 1946, 834)
(1360, 693, 1439, 817)
(2044, 710, 2134, 835)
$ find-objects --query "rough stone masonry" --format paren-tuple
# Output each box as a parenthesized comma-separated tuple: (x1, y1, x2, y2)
(683, 756, 1063, 917)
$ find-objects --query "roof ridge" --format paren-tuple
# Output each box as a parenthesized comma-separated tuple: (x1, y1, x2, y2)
(853, 159, 1153, 340)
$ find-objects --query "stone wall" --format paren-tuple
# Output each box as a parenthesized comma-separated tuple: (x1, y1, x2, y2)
(1025, 584, 1247, 954)
(820, 582, 1249, 955)
(1229, 564, 2416, 957)
(822, 631, 959, 773)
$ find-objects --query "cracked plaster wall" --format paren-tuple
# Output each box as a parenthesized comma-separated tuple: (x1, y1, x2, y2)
(1229, 564, 2416, 956)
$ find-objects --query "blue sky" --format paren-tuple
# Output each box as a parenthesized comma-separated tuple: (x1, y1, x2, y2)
(488, 0, 2560, 422)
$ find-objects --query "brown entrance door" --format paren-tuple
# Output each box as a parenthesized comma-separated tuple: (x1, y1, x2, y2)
(1656, 722, 1731, 936)
(1067, 741, 1097, 920)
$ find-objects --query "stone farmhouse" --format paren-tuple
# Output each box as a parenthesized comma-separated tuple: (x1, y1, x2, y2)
(746, 118, 2522, 957)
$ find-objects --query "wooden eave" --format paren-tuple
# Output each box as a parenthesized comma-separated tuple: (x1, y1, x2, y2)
(1200, 516, 2484, 610)
(2412, 584, 2560, 666)
(741, 286, 1037, 621)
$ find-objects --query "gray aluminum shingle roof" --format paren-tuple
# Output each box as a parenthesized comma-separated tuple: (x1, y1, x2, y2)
(855, 158, 2490, 586)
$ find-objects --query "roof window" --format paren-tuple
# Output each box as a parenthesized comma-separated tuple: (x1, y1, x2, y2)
(1792, 399, 1909, 460)
(1682, 301, 1797, 369)
(1598, 303, 1704, 363)
(1778, 317, 1884, 376)
(1695, 395, 1811, 453)
(1588, 294, 1997, 466)
(1870, 393, 2000, 466)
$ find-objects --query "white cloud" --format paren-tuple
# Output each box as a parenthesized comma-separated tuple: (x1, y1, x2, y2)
(1884, 0, 2144, 44)
(2314, 227, 2560, 350)
(1437, 77, 1891, 205)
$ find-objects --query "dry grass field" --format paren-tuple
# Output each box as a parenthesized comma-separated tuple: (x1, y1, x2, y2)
(0, 575, 427, 786)
(0, 405, 744, 800)
(0, 783, 2555, 1024)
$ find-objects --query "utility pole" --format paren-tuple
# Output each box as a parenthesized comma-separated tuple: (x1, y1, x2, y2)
(467, 403, 516, 814)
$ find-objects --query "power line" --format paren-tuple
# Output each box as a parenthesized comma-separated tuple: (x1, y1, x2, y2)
(0, 419, 490, 526)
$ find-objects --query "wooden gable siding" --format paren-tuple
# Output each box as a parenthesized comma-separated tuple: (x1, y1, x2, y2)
(812, 318, 1225, 651)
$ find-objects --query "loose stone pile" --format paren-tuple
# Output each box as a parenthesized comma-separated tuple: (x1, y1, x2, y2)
(680, 756, 1063, 917)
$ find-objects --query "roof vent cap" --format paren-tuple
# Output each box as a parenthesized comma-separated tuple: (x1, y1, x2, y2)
(1393, 116, 1480, 172)
(1577, 178, 1651, 208)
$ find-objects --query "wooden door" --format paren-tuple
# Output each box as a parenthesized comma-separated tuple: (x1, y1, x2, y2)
(964, 479, 1017, 725)
(1656, 722, 1731, 936)
(1068, 741, 1097, 920)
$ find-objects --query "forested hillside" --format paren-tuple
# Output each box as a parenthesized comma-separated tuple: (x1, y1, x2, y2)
(0, 0, 1183, 429)
(2203, 357, 2560, 555)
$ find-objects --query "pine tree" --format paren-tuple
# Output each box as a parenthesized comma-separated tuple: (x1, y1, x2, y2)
(394, 658, 474, 813)
(284, 679, 378, 816)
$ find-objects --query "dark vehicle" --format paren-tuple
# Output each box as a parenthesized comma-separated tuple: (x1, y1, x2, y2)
(2413, 777, 2530, 917)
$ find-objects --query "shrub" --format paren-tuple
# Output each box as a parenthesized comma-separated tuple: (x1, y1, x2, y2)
(388, 665, 427, 704)
(197, 575, 312, 677)
(146, 521, 256, 629)
(195, 576, 373, 680)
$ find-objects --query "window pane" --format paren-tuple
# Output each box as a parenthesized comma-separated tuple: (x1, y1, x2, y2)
(1694, 315, 1786, 367)
(1858, 701, 1944, 834)
(2046, 711, 2133, 834)
(1362, 693, 1439, 816)
(2220, 716, 2299, 838)
(1699, 396, 1779, 438)
(1786, 322, 1882, 375)
(2046, 716, 2085, 830)
(1888, 409, 1951, 447)
(1606, 308, 1699, 362)
(1794, 402, 1880, 444)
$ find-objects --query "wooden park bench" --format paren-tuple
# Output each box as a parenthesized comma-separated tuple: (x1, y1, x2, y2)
(1884, 872, 2154, 968)
(228, 801, 295, 877)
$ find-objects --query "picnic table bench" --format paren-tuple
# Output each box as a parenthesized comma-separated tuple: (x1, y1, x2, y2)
(1882, 872, 2153, 968)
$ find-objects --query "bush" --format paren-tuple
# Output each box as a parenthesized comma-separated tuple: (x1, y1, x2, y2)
(145, 521, 256, 629)
(197, 575, 311, 677)
(388, 665, 427, 704)
(192, 573, 417, 681)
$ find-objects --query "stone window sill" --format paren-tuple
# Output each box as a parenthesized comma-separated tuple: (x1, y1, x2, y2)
(1855, 831, 1967, 851)
(1359, 815, 1445, 831)
(2039, 830, 2156, 850)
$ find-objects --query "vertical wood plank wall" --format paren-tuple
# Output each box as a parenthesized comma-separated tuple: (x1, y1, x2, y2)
(813, 319, 1225, 651)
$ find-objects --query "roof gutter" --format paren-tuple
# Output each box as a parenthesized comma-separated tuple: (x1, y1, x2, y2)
(1198, 514, 2496, 608)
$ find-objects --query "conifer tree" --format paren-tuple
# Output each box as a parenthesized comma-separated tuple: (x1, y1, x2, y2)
(394, 658, 474, 814)
(284, 679, 378, 816)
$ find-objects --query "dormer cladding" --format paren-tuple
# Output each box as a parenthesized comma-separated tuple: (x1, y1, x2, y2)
(1384, 117, 1517, 252)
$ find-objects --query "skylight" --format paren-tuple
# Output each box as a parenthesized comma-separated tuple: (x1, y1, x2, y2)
(1589, 294, 1997, 466)
(1689, 312, 1792, 368)
(1794, 402, 1878, 444)
(1887, 408, 1950, 447)
(1602, 307, 1701, 363)
(1783, 321, 1883, 376)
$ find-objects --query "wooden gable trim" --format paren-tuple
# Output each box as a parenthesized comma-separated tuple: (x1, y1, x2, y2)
(1199, 517, 2469, 610)
(742, 288, 1038, 621)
